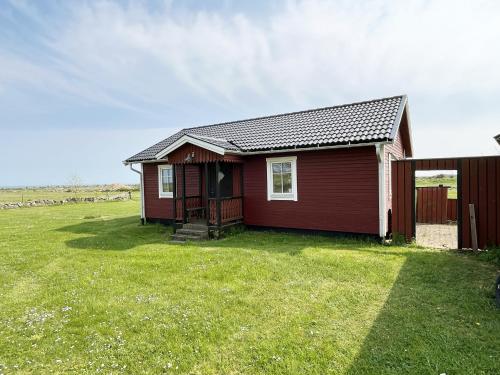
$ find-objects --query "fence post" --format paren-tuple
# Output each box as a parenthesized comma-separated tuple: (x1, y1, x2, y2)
(469, 204, 478, 251)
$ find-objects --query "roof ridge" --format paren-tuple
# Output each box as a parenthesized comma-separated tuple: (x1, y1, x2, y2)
(183, 94, 406, 131)
(186, 133, 229, 142)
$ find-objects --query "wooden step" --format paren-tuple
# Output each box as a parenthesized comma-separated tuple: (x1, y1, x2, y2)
(176, 228, 208, 236)
(171, 233, 208, 242)
(182, 223, 209, 231)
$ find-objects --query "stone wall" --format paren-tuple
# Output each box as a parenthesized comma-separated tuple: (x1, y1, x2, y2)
(0, 194, 130, 210)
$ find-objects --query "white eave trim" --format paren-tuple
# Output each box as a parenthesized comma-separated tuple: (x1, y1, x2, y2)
(154, 134, 226, 160)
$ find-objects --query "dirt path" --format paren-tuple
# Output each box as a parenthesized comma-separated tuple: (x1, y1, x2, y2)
(416, 223, 458, 249)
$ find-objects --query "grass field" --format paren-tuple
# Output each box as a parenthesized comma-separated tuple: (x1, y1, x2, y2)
(0, 200, 498, 374)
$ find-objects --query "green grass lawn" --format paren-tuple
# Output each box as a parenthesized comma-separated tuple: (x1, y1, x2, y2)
(0, 201, 498, 374)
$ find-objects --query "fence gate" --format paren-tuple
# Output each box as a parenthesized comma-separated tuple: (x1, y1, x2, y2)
(391, 156, 500, 249)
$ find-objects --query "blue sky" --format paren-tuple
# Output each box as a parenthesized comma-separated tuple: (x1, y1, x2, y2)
(1, 0, 499, 187)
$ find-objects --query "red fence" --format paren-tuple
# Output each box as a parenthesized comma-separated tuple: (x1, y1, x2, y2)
(392, 156, 500, 249)
(416, 187, 448, 224)
(447, 198, 457, 221)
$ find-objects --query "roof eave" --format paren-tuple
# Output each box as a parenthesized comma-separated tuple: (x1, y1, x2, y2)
(124, 139, 393, 164)
(154, 134, 228, 159)
(388, 95, 414, 157)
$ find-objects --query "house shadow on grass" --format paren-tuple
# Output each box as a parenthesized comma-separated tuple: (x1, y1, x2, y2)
(198, 230, 402, 257)
(345, 249, 498, 374)
(56, 216, 170, 251)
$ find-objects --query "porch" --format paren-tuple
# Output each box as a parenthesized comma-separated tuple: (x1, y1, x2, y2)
(171, 160, 244, 232)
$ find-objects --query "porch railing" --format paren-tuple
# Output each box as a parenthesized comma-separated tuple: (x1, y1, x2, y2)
(175, 196, 202, 221)
(208, 197, 243, 225)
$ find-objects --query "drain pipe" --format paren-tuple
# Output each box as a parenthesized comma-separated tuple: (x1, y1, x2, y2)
(129, 163, 145, 225)
(375, 144, 386, 239)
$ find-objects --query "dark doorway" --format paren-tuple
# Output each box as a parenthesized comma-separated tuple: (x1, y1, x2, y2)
(207, 163, 233, 198)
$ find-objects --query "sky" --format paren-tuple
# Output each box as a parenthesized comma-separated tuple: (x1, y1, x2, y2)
(1, 0, 500, 187)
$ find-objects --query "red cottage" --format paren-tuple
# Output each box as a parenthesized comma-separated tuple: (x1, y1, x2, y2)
(124, 95, 413, 241)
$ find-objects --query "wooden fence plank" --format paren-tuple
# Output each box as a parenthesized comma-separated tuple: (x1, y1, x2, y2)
(447, 199, 457, 221)
(478, 158, 487, 249)
(487, 158, 496, 247)
(430, 188, 436, 224)
(397, 162, 405, 236)
(497, 158, 500, 246)
(441, 188, 447, 223)
(461, 159, 470, 248)
(392, 161, 399, 234)
(404, 161, 413, 240)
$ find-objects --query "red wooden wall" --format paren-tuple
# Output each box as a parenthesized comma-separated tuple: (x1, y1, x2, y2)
(243, 147, 380, 235)
(416, 187, 448, 224)
(143, 163, 200, 220)
(392, 156, 500, 249)
(447, 199, 457, 222)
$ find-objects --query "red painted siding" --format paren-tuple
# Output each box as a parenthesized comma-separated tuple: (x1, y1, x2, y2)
(243, 147, 379, 234)
(166, 143, 243, 164)
(143, 163, 200, 220)
(143, 163, 173, 219)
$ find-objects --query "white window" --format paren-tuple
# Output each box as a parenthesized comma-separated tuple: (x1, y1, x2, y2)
(158, 165, 173, 198)
(266, 156, 298, 201)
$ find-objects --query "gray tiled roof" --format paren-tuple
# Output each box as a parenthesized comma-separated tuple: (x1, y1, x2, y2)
(125, 95, 407, 162)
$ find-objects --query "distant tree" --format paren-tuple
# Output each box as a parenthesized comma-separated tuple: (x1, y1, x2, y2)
(67, 175, 83, 197)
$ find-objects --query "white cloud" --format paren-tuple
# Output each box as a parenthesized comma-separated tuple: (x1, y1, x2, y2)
(43, 0, 500, 103)
(4, 0, 500, 107)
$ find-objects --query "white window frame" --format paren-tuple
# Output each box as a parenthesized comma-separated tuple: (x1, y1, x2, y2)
(158, 164, 174, 198)
(266, 156, 298, 201)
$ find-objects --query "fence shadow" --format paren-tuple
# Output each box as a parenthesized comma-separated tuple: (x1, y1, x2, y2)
(345, 250, 498, 374)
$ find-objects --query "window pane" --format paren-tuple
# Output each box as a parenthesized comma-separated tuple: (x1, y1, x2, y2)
(273, 173, 282, 193)
(272, 163, 282, 193)
(272, 163, 282, 174)
(162, 169, 172, 193)
(282, 172, 292, 193)
(282, 162, 292, 173)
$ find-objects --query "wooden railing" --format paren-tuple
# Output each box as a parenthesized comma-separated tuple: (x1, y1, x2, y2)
(208, 197, 243, 225)
(175, 196, 202, 221)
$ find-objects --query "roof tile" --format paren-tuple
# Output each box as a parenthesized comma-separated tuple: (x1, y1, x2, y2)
(126, 95, 406, 162)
